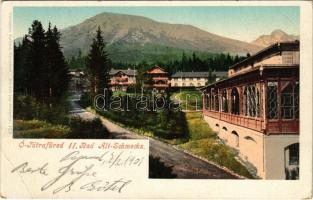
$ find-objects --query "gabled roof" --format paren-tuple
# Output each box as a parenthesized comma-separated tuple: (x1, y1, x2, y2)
(146, 65, 167, 74)
(171, 71, 227, 78)
(109, 69, 137, 76)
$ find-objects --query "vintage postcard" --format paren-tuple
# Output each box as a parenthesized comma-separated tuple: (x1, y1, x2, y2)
(0, 1, 312, 199)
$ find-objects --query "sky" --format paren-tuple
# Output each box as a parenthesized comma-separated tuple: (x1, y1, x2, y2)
(13, 6, 300, 42)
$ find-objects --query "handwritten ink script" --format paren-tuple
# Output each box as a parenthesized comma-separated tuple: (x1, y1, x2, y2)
(10, 140, 148, 195)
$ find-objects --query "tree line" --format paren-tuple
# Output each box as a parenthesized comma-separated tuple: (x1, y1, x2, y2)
(69, 49, 247, 74)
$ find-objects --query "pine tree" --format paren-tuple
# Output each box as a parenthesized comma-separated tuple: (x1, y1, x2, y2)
(27, 20, 48, 103)
(45, 23, 70, 107)
(14, 42, 24, 93)
(86, 26, 111, 96)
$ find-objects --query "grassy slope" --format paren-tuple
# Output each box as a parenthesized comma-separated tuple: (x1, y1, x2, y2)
(171, 90, 203, 111)
(14, 119, 70, 138)
(179, 112, 254, 178)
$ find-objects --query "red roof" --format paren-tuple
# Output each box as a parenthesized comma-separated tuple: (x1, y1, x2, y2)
(146, 66, 167, 74)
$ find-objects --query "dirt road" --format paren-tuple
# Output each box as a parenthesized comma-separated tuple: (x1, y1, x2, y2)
(70, 100, 239, 179)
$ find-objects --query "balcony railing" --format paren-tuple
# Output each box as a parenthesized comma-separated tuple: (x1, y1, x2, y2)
(203, 110, 265, 132)
(114, 77, 128, 82)
(145, 83, 169, 88)
(152, 77, 168, 81)
(203, 110, 299, 135)
(111, 82, 132, 86)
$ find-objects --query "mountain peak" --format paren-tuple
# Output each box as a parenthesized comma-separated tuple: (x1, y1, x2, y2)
(59, 12, 262, 61)
(271, 29, 287, 37)
(251, 30, 299, 47)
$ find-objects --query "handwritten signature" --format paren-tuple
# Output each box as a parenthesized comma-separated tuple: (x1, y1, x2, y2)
(11, 150, 139, 194)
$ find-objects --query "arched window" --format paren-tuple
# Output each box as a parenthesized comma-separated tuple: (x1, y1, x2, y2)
(244, 136, 256, 143)
(204, 92, 209, 110)
(284, 143, 299, 180)
(256, 89, 260, 117)
(214, 94, 219, 111)
(210, 91, 214, 110)
(231, 87, 240, 115)
(222, 90, 228, 113)
(267, 82, 278, 119)
(244, 84, 258, 117)
(231, 131, 239, 147)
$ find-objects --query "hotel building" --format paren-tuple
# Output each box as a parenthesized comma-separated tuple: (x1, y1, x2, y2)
(201, 41, 299, 179)
(171, 71, 227, 88)
(109, 69, 137, 91)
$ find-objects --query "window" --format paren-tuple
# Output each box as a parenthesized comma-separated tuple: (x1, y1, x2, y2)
(288, 143, 299, 165)
(285, 143, 299, 180)
(231, 131, 239, 147)
(294, 82, 299, 119)
(267, 82, 278, 119)
(267, 81, 299, 120)
(281, 81, 299, 119)
(210, 92, 214, 110)
(244, 84, 259, 117)
(204, 93, 209, 109)
(231, 87, 240, 115)
(256, 90, 260, 117)
(214, 94, 219, 111)
(281, 83, 294, 119)
(244, 136, 256, 143)
(222, 90, 228, 113)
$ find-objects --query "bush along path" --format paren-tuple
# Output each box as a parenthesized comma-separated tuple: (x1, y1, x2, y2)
(71, 100, 245, 179)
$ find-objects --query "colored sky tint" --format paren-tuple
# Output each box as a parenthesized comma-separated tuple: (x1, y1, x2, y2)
(13, 6, 300, 42)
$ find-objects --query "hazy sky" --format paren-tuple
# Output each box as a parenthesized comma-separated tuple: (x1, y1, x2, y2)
(13, 6, 300, 42)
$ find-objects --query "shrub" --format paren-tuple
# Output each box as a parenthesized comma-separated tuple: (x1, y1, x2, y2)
(14, 94, 70, 125)
(14, 94, 41, 120)
(68, 117, 110, 139)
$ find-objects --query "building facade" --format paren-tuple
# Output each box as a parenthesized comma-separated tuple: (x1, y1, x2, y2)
(201, 41, 299, 179)
(109, 69, 137, 91)
(145, 66, 169, 91)
(171, 71, 227, 88)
